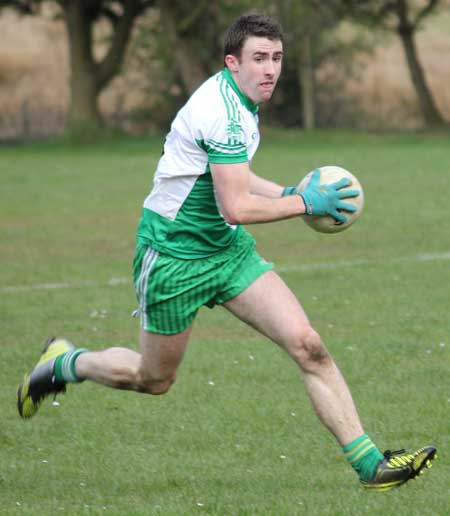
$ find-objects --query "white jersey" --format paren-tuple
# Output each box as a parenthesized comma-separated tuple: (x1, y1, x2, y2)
(137, 68, 260, 258)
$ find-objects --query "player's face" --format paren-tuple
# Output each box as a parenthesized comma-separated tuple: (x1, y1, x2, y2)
(226, 37, 283, 104)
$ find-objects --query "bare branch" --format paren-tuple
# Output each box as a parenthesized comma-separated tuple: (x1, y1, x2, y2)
(96, 0, 150, 91)
(413, 0, 440, 27)
(177, 0, 209, 34)
(99, 5, 120, 25)
(0, 0, 35, 14)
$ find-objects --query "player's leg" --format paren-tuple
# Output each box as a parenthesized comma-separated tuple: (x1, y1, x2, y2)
(17, 327, 191, 418)
(18, 240, 202, 418)
(75, 326, 191, 393)
(223, 270, 436, 489)
(224, 269, 363, 445)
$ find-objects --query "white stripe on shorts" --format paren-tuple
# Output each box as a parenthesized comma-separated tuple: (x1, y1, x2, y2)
(137, 246, 159, 330)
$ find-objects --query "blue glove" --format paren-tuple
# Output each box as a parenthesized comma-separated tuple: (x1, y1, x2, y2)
(299, 169, 360, 223)
(281, 186, 298, 197)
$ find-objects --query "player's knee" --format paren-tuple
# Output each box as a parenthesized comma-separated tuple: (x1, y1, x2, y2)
(146, 377, 175, 395)
(136, 371, 176, 395)
(289, 327, 330, 371)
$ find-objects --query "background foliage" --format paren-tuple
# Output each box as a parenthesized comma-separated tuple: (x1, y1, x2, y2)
(0, 0, 449, 138)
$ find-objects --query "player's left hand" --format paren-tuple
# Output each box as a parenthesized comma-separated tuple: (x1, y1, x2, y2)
(299, 169, 360, 223)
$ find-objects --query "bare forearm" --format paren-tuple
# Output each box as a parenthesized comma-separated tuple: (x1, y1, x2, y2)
(249, 171, 284, 198)
(226, 192, 306, 225)
(211, 162, 305, 225)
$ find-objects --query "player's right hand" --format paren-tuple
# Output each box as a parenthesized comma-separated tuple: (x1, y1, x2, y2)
(299, 169, 360, 223)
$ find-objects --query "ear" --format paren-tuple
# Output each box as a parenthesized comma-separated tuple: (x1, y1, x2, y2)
(225, 54, 239, 72)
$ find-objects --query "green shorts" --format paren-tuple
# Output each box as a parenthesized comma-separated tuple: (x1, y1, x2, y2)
(132, 229, 273, 335)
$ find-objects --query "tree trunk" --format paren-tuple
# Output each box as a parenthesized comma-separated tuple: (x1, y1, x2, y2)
(97, 0, 141, 92)
(299, 33, 315, 129)
(396, 1, 446, 127)
(64, 1, 100, 127)
(63, 0, 141, 129)
(159, 2, 209, 96)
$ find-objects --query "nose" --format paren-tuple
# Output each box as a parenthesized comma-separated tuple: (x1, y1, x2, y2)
(264, 60, 276, 76)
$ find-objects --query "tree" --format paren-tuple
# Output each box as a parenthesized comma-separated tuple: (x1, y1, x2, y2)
(0, 0, 154, 130)
(268, 0, 361, 129)
(316, 0, 448, 128)
(156, 0, 215, 97)
(155, 0, 256, 97)
(273, 0, 319, 129)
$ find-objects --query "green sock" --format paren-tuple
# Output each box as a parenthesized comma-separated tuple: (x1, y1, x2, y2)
(343, 434, 384, 482)
(54, 349, 88, 383)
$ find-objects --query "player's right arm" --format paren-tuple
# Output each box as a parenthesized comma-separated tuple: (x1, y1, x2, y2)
(210, 161, 306, 225)
(211, 164, 359, 225)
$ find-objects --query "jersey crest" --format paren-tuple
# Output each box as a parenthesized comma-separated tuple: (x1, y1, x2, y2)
(227, 118, 244, 145)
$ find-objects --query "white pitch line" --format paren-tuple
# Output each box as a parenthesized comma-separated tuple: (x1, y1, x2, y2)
(1, 277, 128, 294)
(415, 251, 450, 262)
(1, 252, 450, 294)
(277, 258, 370, 273)
(277, 251, 450, 273)
(1, 281, 94, 293)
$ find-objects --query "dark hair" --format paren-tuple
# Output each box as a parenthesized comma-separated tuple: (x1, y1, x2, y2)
(223, 14, 284, 61)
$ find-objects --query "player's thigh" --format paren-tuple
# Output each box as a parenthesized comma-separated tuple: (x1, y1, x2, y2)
(223, 270, 312, 352)
(139, 326, 192, 381)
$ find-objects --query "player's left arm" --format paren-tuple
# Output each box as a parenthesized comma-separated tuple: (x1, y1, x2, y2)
(248, 170, 284, 198)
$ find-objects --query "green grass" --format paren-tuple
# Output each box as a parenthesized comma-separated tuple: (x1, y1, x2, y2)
(1, 130, 449, 515)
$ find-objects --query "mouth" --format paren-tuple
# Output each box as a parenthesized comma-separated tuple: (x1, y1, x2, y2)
(260, 81, 274, 91)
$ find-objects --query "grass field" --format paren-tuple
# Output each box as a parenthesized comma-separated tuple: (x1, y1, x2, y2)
(1, 130, 449, 515)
